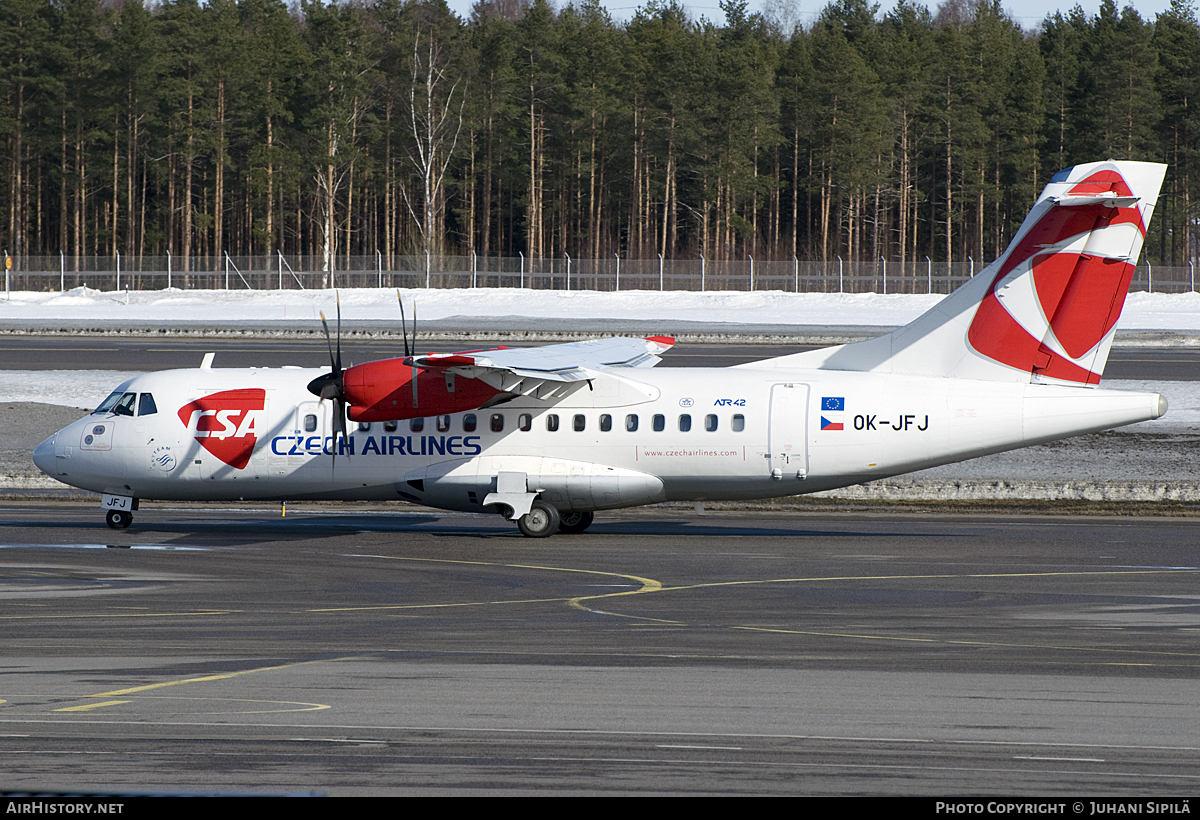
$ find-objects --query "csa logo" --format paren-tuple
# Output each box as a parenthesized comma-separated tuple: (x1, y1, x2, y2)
(967, 168, 1144, 385)
(177, 388, 266, 470)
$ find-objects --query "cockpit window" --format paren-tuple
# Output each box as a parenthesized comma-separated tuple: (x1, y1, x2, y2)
(138, 393, 158, 416)
(112, 393, 137, 417)
(93, 390, 124, 414)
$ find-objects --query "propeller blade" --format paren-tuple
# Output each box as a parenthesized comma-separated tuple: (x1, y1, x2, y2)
(319, 311, 337, 373)
(335, 292, 342, 372)
(309, 295, 349, 467)
(411, 302, 419, 409)
(397, 290, 411, 358)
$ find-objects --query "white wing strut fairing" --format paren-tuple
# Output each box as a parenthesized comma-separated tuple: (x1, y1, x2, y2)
(33, 161, 1169, 537)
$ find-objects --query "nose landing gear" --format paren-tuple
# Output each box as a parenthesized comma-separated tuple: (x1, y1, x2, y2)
(106, 509, 132, 529)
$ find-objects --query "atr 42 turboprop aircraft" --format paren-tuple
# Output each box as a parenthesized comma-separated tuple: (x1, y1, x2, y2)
(34, 160, 1169, 537)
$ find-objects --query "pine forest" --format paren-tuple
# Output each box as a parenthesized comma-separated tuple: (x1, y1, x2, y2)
(1, 0, 1196, 278)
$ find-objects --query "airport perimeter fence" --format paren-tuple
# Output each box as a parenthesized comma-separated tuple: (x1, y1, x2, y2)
(2, 252, 1196, 296)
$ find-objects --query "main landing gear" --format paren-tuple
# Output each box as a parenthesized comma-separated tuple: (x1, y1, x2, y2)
(557, 510, 595, 535)
(106, 509, 132, 529)
(514, 504, 596, 538)
(516, 500, 560, 538)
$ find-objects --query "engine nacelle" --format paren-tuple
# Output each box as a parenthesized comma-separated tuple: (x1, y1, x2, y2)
(342, 358, 505, 422)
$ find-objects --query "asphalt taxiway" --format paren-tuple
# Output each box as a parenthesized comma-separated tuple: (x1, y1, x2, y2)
(3, 333, 1199, 794)
(0, 504, 1197, 795)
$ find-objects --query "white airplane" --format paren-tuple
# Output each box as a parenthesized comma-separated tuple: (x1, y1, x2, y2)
(33, 160, 1168, 537)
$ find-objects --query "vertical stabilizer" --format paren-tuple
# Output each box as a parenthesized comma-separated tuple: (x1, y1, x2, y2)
(757, 160, 1165, 384)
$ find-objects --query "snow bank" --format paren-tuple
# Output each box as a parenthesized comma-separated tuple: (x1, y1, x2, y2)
(3, 286, 1198, 331)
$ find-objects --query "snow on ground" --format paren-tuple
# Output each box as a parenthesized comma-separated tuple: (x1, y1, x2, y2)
(0, 371, 145, 409)
(3, 285, 1200, 330)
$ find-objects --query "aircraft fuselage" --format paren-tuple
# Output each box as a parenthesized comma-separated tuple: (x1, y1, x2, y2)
(33, 364, 1165, 514)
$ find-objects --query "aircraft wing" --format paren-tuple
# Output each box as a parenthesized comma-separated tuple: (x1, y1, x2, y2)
(411, 336, 674, 398)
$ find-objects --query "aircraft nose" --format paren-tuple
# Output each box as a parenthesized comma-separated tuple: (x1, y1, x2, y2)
(32, 432, 58, 476)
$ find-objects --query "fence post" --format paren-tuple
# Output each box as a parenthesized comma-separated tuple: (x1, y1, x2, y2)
(1148, 262, 1152, 293)
(224, 251, 229, 290)
(425, 249, 431, 288)
(615, 254, 620, 292)
(4, 251, 8, 300)
(700, 253, 705, 291)
(794, 255, 798, 293)
(471, 249, 477, 288)
(926, 256, 932, 294)
(278, 250, 284, 290)
(838, 255, 843, 294)
(881, 256, 886, 295)
(1191, 259, 1195, 292)
(748, 255, 754, 291)
(377, 249, 382, 289)
(519, 251, 525, 288)
(61, 250, 66, 292)
(658, 254, 663, 291)
(565, 251, 571, 291)
(969, 256, 974, 279)
(116, 250, 121, 292)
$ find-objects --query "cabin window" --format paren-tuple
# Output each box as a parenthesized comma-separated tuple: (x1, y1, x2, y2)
(599, 414, 612, 432)
(653, 414, 665, 432)
(705, 414, 718, 432)
(732, 414, 745, 432)
(573, 414, 586, 432)
(384, 420, 398, 432)
(491, 413, 505, 433)
(546, 414, 559, 432)
(410, 417, 425, 432)
(137, 393, 158, 416)
(678, 414, 692, 432)
(358, 422, 372, 432)
(463, 414, 477, 432)
(626, 414, 639, 432)
(304, 414, 317, 433)
(436, 415, 451, 432)
(519, 413, 532, 432)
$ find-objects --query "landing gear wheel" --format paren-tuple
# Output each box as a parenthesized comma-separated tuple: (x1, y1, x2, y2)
(517, 500, 560, 538)
(557, 510, 595, 534)
(106, 510, 132, 530)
